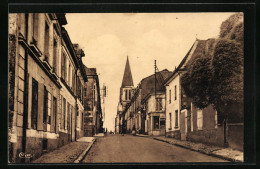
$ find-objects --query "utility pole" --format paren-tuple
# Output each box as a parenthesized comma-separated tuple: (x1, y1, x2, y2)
(154, 60, 157, 99)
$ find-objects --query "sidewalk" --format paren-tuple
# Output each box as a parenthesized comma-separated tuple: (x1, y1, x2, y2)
(32, 137, 94, 163)
(136, 134, 243, 162)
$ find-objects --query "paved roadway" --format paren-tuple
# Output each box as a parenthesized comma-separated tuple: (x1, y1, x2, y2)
(82, 134, 229, 163)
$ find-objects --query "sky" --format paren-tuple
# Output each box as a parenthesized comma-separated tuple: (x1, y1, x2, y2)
(64, 12, 235, 132)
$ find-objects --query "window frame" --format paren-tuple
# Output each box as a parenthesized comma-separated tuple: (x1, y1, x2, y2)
(31, 78, 38, 130)
(197, 109, 203, 130)
(175, 110, 178, 128)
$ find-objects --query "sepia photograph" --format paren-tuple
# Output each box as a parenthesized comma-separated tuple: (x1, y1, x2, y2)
(7, 4, 251, 164)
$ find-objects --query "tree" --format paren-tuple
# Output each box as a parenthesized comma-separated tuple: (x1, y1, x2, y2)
(181, 12, 244, 120)
(181, 13, 244, 146)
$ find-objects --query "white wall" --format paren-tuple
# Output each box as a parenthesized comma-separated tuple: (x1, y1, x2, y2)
(166, 74, 181, 132)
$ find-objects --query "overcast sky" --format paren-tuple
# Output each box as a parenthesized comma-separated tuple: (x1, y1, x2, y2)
(64, 12, 235, 132)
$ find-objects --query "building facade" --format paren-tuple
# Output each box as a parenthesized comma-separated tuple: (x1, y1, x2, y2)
(164, 40, 198, 139)
(119, 68, 172, 135)
(83, 66, 103, 136)
(8, 13, 88, 163)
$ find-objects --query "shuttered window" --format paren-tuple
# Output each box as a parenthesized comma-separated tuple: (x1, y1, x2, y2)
(67, 103, 70, 131)
(32, 14, 38, 41)
(169, 113, 172, 129)
(63, 98, 66, 130)
(174, 85, 177, 100)
(175, 110, 178, 128)
(53, 96, 57, 133)
(31, 78, 38, 130)
(44, 22, 49, 62)
(43, 86, 48, 124)
(169, 90, 171, 104)
(197, 109, 203, 130)
(53, 39, 57, 73)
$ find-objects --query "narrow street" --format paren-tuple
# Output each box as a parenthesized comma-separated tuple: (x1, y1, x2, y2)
(82, 134, 228, 163)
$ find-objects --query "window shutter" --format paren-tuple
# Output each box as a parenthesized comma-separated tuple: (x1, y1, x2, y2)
(37, 83, 44, 131)
(67, 103, 70, 131)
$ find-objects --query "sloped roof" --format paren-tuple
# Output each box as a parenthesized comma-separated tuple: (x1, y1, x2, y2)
(164, 39, 198, 85)
(140, 69, 172, 101)
(121, 56, 134, 87)
(84, 65, 97, 76)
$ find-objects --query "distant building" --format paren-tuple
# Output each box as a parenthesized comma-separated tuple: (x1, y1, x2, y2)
(120, 68, 172, 135)
(83, 66, 103, 136)
(115, 56, 134, 134)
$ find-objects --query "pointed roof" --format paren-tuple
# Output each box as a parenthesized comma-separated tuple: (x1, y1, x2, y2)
(121, 56, 134, 87)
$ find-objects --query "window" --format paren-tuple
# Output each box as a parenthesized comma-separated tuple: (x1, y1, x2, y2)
(53, 96, 57, 133)
(153, 116, 159, 130)
(129, 90, 131, 100)
(43, 86, 48, 124)
(175, 110, 178, 128)
(169, 113, 172, 129)
(44, 22, 49, 62)
(156, 98, 163, 111)
(169, 90, 171, 104)
(82, 112, 84, 129)
(53, 39, 57, 73)
(72, 70, 75, 93)
(64, 55, 67, 82)
(215, 111, 218, 128)
(68, 64, 71, 85)
(47, 92, 52, 125)
(174, 85, 177, 100)
(63, 98, 66, 129)
(93, 85, 96, 105)
(160, 118, 165, 126)
(31, 78, 38, 130)
(125, 90, 127, 100)
(61, 52, 66, 80)
(32, 14, 38, 42)
(197, 109, 203, 130)
(67, 103, 70, 131)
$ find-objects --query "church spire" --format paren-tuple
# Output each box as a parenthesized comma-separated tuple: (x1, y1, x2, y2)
(121, 56, 134, 87)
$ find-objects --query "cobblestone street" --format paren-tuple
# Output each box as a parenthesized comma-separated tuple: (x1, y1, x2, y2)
(82, 134, 228, 163)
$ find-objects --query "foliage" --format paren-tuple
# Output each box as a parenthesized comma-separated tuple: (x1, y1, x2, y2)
(181, 13, 244, 118)
(181, 40, 213, 109)
(210, 39, 243, 112)
(219, 13, 243, 38)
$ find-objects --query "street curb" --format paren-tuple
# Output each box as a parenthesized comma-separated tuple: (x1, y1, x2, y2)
(74, 138, 96, 163)
(152, 137, 243, 163)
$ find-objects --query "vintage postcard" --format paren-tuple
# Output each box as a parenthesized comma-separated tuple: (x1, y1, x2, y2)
(7, 3, 254, 165)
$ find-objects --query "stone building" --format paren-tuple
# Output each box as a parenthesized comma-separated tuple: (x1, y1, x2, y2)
(8, 13, 87, 163)
(83, 66, 103, 136)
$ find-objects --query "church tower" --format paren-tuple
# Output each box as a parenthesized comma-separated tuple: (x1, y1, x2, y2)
(115, 56, 134, 133)
(119, 56, 134, 107)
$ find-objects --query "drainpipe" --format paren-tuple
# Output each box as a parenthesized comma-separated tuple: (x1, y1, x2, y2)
(75, 69, 77, 141)
(21, 13, 29, 163)
(73, 70, 77, 142)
